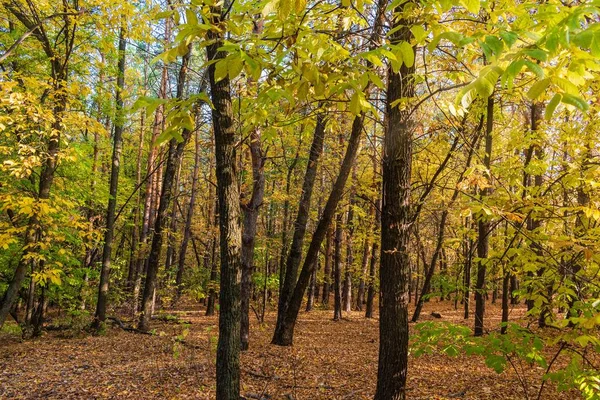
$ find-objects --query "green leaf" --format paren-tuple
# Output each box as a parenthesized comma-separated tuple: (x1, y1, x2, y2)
(460, 0, 480, 14)
(545, 93, 562, 120)
(350, 91, 360, 115)
(523, 61, 544, 78)
(485, 36, 504, 56)
(400, 41, 415, 68)
(527, 78, 550, 100)
(411, 25, 427, 43)
(228, 55, 244, 80)
(561, 93, 589, 111)
(214, 59, 228, 82)
(185, 9, 198, 25)
(523, 48, 548, 62)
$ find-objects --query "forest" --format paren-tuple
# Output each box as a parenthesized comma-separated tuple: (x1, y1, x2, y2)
(0, 0, 599, 398)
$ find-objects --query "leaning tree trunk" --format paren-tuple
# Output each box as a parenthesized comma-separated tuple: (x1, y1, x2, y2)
(93, 26, 127, 329)
(175, 126, 202, 299)
(272, 114, 365, 346)
(138, 47, 192, 331)
(276, 113, 326, 332)
(207, 4, 243, 397)
(374, 6, 415, 399)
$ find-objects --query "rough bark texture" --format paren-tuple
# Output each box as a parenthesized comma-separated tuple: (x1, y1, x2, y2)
(374, 8, 414, 399)
(240, 129, 265, 351)
(138, 47, 192, 332)
(275, 114, 326, 336)
(474, 96, 494, 337)
(93, 26, 126, 329)
(333, 214, 343, 321)
(207, 4, 242, 396)
(272, 115, 364, 346)
(176, 128, 202, 298)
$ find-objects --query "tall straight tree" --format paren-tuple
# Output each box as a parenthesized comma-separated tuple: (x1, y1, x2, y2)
(474, 95, 494, 337)
(93, 25, 127, 329)
(375, 3, 415, 399)
(206, 1, 243, 396)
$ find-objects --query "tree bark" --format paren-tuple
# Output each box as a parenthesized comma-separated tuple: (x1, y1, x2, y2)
(322, 225, 333, 306)
(374, 6, 414, 399)
(175, 126, 202, 299)
(206, 4, 242, 396)
(271, 114, 364, 346)
(276, 113, 326, 331)
(333, 213, 343, 321)
(138, 46, 192, 331)
(474, 96, 494, 337)
(240, 128, 265, 351)
(93, 26, 127, 329)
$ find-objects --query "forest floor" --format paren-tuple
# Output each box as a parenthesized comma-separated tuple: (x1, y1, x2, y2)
(0, 300, 591, 399)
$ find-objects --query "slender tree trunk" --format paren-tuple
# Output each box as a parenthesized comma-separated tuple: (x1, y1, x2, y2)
(138, 47, 192, 331)
(272, 114, 365, 346)
(474, 96, 494, 337)
(175, 127, 202, 299)
(240, 128, 265, 351)
(306, 266, 316, 312)
(93, 26, 127, 329)
(333, 213, 343, 321)
(343, 200, 355, 313)
(356, 238, 370, 311)
(276, 113, 326, 332)
(322, 225, 333, 306)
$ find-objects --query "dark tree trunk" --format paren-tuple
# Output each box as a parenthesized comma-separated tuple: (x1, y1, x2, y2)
(474, 96, 494, 337)
(240, 129, 265, 351)
(322, 225, 333, 306)
(276, 113, 326, 331)
(464, 217, 473, 319)
(271, 114, 365, 346)
(138, 47, 192, 331)
(365, 238, 378, 319)
(343, 200, 355, 313)
(306, 266, 316, 312)
(501, 270, 510, 334)
(356, 238, 370, 311)
(333, 214, 343, 321)
(176, 127, 202, 299)
(207, 5, 242, 397)
(93, 27, 126, 329)
(374, 7, 414, 399)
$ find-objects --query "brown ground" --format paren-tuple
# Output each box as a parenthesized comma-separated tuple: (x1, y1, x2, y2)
(0, 300, 589, 399)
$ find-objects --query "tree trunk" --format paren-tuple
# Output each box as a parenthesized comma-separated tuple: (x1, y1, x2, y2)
(374, 7, 414, 399)
(207, 5, 242, 396)
(271, 114, 365, 346)
(93, 26, 126, 329)
(322, 225, 333, 306)
(333, 213, 343, 321)
(175, 126, 202, 299)
(474, 96, 494, 337)
(240, 128, 265, 351)
(138, 46, 192, 331)
(343, 200, 354, 313)
(276, 113, 326, 332)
